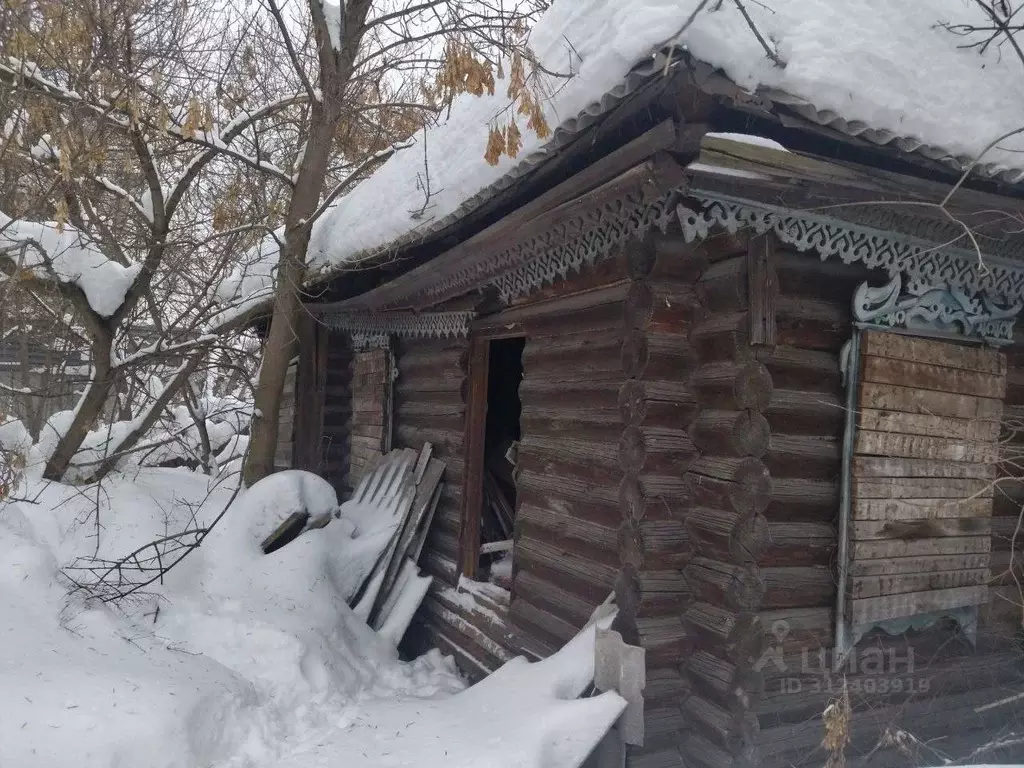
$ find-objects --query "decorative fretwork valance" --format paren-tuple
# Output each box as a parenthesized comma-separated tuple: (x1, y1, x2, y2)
(852, 273, 1022, 346)
(676, 192, 1024, 304)
(312, 309, 474, 339)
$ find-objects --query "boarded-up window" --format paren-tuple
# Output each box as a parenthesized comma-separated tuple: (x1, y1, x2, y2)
(842, 330, 1006, 645)
(350, 344, 394, 486)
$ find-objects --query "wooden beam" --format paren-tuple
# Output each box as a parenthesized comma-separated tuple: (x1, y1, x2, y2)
(747, 233, 777, 347)
(460, 336, 489, 578)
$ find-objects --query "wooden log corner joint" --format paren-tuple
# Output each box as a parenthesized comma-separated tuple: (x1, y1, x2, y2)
(836, 322, 1011, 654)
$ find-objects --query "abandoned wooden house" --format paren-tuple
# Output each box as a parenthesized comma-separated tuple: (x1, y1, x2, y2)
(270, 36, 1024, 768)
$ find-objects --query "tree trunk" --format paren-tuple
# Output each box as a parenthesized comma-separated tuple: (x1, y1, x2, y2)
(242, 103, 339, 486)
(43, 329, 115, 481)
(89, 353, 206, 482)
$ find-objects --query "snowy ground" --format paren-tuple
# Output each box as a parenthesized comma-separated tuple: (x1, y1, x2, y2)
(0, 466, 623, 768)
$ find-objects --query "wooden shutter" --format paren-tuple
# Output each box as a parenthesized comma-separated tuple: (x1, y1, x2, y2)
(350, 345, 394, 486)
(847, 330, 1005, 626)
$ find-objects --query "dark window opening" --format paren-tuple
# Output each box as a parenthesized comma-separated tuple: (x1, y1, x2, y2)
(479, 336, 524, 587)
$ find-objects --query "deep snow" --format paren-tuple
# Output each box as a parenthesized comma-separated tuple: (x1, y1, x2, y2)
(0, 465, 624, 768)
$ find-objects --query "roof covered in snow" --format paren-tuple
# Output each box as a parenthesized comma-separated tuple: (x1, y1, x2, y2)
(224, 0, 1024, 315)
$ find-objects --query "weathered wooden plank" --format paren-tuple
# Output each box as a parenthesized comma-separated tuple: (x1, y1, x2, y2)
(748, 233, 777, 347)
(861, 355, 1006, 398)
(858, 382, 1002, 420)
(862, 331, 1006, 375)
(851, 568, 990, 599)
(852, 516, 992, 540)
(858, 407, 1000, 442)
(854, 430, 999, 464)
(851, 456, 996, 479)
(852, 476, 993, 499)
(849, 585, 990, 624)
(851, 536, 991, 559)
(853, 497, 993, 521)
(848, 553, 991, 577)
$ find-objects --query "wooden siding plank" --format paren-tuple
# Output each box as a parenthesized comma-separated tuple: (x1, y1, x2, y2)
(853, 430, 999, 464)
(858, 407, 1000, 442)
(853, 497, 993, 520)
(849, 585, 990, 624)
(858, 382, 1002, 420)
(861, 331, 1007, 375)
(860, 355, 1006, 398)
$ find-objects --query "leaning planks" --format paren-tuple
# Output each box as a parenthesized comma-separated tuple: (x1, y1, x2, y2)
(849, 330, 1004, 625)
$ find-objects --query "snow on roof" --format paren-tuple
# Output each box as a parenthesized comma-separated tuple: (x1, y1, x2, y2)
(224, 0, 1024, 312)
(0, 213, 141, 317)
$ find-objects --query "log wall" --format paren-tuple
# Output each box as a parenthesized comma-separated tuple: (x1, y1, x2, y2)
(739, 241, 1024, 767)
(320, 331, 352, 497)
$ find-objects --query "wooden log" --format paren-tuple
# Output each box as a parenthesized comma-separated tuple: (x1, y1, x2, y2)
(689, 311, 750, 364)
(683, 601, 764, 662)
(637, 615, 689, 668)
(681, 691, 758, 753)
(698, 256, 747, 313)
(685, 557, 764, 611)
(687, 456, 773, 516)
(686, 507, 769, 563)
(685, 649, 763, 710)
(763, 434, 841, 480)
(763, 345, 840, 393)
(774, 295, 848, 352)
(761, 566, 834, 609)
(691, 361, 772, 411)
(760, 521, 835, 566)
(690, 409, 771, 458)
(512, 568, 596, 630)
(763, 389, 844, 438)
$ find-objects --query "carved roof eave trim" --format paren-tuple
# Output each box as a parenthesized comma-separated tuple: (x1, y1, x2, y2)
(678, 189, 1024, 303)
(311, 308, 474, 339)
(335, 156, 688, 312)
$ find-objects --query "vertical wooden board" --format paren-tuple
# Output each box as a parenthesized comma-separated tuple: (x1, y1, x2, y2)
(747, 233, 777, 347)
(861, 330, 1006, 375)
(460, 337, 489, 579)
